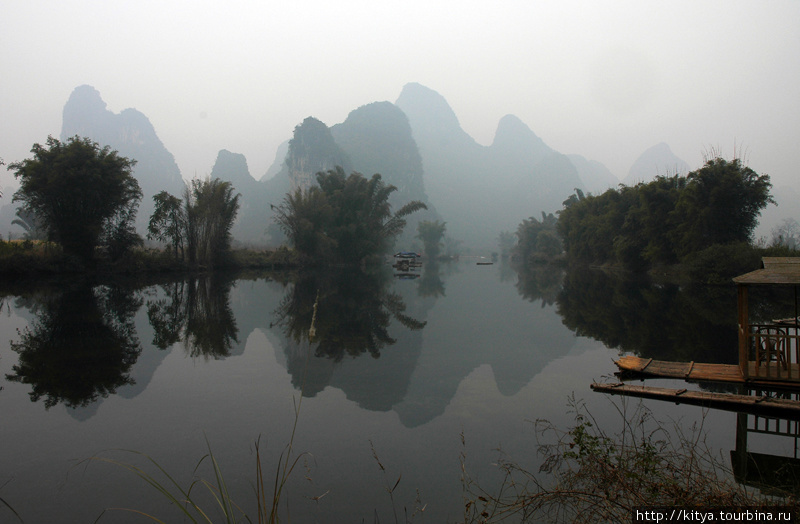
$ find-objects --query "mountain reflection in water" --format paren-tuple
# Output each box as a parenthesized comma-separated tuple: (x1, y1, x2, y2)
(0, 261, 758, 523)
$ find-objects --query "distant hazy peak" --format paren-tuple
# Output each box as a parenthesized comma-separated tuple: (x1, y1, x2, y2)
(60, 84, 186, 231)
(492, 114, 542, 147)
(624, 142, 690, 185)
(61, 85, 161, 147)
(395, 82, 466, 139)
(339, 100, 411, 129)
(64, 84, 107, 113)
(211, 149, 251, 176)
(287, 117, 350, 191)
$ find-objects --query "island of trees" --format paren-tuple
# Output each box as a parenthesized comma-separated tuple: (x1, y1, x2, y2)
(508, 155, 795, 282)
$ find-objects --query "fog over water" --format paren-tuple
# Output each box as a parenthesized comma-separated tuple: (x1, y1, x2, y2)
(2, 0, 799, 195)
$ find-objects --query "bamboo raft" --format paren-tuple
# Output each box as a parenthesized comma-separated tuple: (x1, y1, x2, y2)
(615, 355, 800, 386)
(591, 382, 800, 419)
(615, 355, 744, 383)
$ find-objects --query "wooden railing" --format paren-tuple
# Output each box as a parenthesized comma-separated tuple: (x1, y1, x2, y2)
(745, 323, 800, 382)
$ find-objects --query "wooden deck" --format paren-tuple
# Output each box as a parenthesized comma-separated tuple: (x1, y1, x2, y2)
(615, 355, 800, 386)
(591, 382, 800, 419)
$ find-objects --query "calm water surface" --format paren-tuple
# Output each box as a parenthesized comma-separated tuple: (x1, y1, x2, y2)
(0, 261, 791, 522)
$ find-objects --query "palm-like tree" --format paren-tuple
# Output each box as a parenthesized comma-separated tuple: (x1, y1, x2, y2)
(273, 167, 426, 265)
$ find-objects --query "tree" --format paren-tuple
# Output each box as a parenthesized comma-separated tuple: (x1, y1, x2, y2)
(271, 185, 336, 262)
(184, 178, 241, 267)
(9, 136, 141, 263)
(147, 178, 240, 267)
(273, 167, 427, 265)
(670, 157, 774, 257)
(771, 218, 800, 250)
(148, 191, 186, 260)
(555, 157, 774, 271)
(100, 195, 143, 261)
(516, 212, 562, 264)
(417, 220, 447, 258)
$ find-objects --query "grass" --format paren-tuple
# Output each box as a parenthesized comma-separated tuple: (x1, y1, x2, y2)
(460, 395, 798, 523)
(87, 417, 309, 523)
(86, 335, 312, 524)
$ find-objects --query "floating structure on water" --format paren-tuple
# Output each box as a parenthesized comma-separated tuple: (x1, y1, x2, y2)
(593, 258, 800, 415)
(591, 382, 800, 419)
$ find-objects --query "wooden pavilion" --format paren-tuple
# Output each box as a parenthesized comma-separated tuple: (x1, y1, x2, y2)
(733, 257, 800, 384)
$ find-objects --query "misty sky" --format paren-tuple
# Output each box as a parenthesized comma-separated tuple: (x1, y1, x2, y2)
(2, 0, 798, 191)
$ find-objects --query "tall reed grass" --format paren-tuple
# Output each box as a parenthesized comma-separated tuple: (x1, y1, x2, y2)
(460, 395, 797, 523)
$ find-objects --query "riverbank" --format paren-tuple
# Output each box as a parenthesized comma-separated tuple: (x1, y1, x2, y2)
(0, 240, 303, 276)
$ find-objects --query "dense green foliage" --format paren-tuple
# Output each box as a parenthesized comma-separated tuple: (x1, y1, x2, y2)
(416, 220, 446, 258)
(147, 178, 240, 268)
(514, 212, 562, 264)
(148, 191, 185, 259)
(185, 178, 240, 267)
(273, 167, 427, 265)
(9, 136, 142, 263)
(556, 157, 774, 271)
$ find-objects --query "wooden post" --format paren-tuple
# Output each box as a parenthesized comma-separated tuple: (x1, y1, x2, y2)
(738, 283, 749, 380)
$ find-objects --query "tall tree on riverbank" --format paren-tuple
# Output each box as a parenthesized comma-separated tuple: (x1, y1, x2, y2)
(273, 167, 427, 265)
(147, 177, 240, 267)
(185, 178, 240, 267)
(148, 191, 186, 260)
(9, 136, 142, 263)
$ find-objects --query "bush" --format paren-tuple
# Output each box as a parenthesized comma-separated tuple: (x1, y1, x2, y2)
(682, 243, 762, 285)
(461, 397, 793, 523)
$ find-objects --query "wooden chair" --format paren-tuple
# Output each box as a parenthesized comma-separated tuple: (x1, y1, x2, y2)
(756, 326, 788, 370)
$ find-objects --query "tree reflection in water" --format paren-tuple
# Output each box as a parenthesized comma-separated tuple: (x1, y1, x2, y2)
(147, 274, 239, 359)
(273, 267, 426, 362)
(417, 260, 445, 298)
(555, 268, 738, 364)
(6, 282, 142, 409)
(514, 262, 564, 306)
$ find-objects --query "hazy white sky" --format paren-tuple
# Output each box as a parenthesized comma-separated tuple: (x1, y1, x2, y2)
(2, 0, 798, 191)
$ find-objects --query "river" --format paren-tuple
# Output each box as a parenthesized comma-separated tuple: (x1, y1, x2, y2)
(0, 260, 792, 522)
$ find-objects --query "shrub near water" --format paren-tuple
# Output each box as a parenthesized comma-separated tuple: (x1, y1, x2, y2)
(461, 397, 795, 523)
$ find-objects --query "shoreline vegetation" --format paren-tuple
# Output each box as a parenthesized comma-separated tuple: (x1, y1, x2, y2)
(0, 240, 304, 276)
(1, 239, 798, 287)
(67, 397, 799, 523)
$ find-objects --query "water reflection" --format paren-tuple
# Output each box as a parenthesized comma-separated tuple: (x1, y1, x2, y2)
(732, 407, 800, 496)
(417, 260, 445, 297)
(147, 274, 239, 359)
(514, 263, 564, 306)
(273, 267, 426, 360)
(6, 282, 141, 409)
(555, 268, 738, 364)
